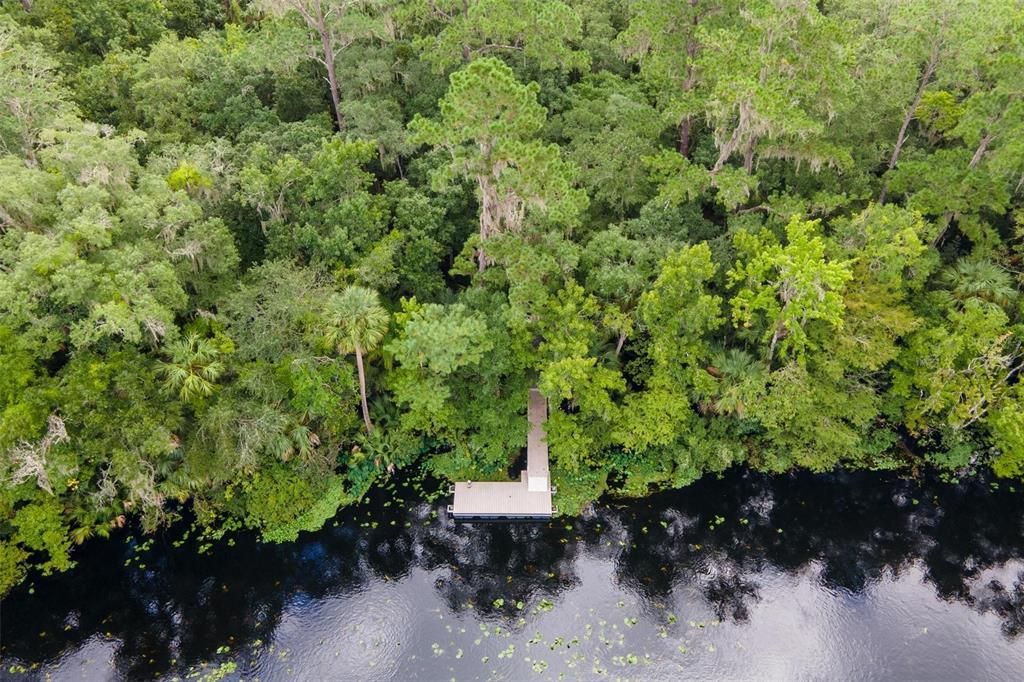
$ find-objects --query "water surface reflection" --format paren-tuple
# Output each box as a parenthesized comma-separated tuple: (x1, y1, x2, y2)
(3, 470, 1024, 679)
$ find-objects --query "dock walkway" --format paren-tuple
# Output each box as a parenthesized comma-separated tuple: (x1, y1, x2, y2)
(449, 388, 555, 520)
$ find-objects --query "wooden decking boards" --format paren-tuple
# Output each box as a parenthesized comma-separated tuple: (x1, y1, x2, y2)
(526, 386, 549, 492)
(449, 388, 555, 520)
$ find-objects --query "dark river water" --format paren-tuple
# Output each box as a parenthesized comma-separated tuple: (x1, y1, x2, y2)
(3, 469, 1024, 681)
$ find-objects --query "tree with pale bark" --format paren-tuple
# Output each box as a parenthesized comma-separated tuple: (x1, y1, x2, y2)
(257, 0, 387, 132)
(409, 57, 586, 271)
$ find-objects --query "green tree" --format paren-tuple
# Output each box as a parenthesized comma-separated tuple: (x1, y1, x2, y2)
(387, 299, 492, 437)
(705, 348, 765, 418)
(728, 217, 853, 365)
(868, 0, 1012, 203)
(614, 243, 722, 453)
(891, 299, 1024, 434)
(829, 204, 934, 373)
(405, 0, 589, 73)
(6, 0, 1024, 595)
(617, 0, 722, 157)
(0, 18, 77, 163)
(696, 0, 854, 176)
(989, 391, 1024, 478)
(882, 7, 1024, 246)
(161, 332, 226, 403)
(941, 258, 1018, 310)
(533, 281, 625, 472)
(409, 57, 587, 270)
(236, 136, 389, 270)
(580, 226, 664, 356)
(748, 360, 878, 472)
(256, 0, 387, 131)
(324, 286, 389, 433)
(18, 0, 168, 62)
(552, 74, 664, 217)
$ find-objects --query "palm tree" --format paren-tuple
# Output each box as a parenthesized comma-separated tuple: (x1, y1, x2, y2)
(161, 333, 225, 402)
(708, 348, 766, 417)
(941, 258, 1018, 309)
(325, 286, 389, 433)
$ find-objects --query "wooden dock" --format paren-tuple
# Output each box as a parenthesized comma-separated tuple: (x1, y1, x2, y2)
(449, 388, 555, 520)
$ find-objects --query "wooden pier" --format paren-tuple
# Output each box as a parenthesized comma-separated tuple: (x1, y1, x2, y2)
(448, 388, 556, 520)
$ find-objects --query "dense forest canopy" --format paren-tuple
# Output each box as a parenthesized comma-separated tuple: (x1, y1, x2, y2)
(1, 0, 1023, 594)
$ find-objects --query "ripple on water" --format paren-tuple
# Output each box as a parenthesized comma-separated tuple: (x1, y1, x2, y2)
(7, 470, 1024, 680)
(248, 579, 414, 681)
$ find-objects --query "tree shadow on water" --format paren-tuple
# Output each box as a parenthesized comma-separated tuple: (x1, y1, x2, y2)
(4, 469, 1024, 677)
(605, 469, 1024, 632)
